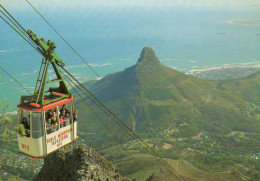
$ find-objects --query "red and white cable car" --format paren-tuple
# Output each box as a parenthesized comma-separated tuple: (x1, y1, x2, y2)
(17, 30, 78, 158)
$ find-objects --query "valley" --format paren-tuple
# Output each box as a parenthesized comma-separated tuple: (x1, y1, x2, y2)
(0, 47, 260, 180)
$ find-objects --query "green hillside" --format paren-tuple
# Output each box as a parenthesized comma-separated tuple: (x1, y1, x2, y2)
(76, 47, 260, 136)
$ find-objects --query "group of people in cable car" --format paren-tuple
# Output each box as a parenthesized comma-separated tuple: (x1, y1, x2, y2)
(19, 104, 78, 137)
(45, 105, 78, 134)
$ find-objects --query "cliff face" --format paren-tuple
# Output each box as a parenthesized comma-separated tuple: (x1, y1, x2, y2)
(34, 144, 131, 181)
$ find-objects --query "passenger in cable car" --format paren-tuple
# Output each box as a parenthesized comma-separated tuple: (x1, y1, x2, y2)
(60, 104, 69, 114)
(46, 110, 52, 120)
(46, 118, 52, 134)
(53, 109, 58, 116)
(59, 114, 65, 128)
(60, 108, 66, 116)
(51, 112, 58, 131)
(73, 110, 78, 122)
(64, 112, 70, 126)
(21, 117, 30, 137)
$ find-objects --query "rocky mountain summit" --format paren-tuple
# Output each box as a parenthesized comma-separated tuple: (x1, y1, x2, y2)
(136, 47, 161, 66)
(78, 46, 260, 135)
(33, 144, 132, 181)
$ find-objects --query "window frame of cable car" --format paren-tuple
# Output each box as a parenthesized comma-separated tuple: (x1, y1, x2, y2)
(31, 111, 44, 139)
(18, 109, 31, 138)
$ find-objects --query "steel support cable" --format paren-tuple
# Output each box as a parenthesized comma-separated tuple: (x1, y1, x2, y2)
(25, 0, 161, 146)
(24, 1, 182, 179)
(0, 3, 178, 179)
(0, 9, 42, 56)
(64, 70, 182, 181)
(0, 4, 28, 35)
(0, 65, 32, 95)
(61, 72, 151, 177)
(60, 71, 120, 128)
(25, 0, 98, 74)
(60, 70, 168, 178)
(24, 2, 166, 165)
(60, 71, 155, 177)
(0, 5, 33, 42)
(62, 68, 183, 181)
(0, 14, 44, 57)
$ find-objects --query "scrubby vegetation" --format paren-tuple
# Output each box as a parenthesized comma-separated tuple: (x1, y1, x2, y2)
(0, 47, 259, 180)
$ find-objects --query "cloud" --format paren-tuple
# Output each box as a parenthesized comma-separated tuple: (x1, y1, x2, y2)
(21, 72, 33, 75)
(192, 65, 199, 68)
(223, 61, 260, 67)
(89, 63, 113, 67)
(188, 61, 260, 73)
(228, 19, 260, 25)
(66, 64, 86, 68)
(161, 58, 176, 62)
(169, 66, 178, 70)
(0, 49, 22, 53)
(120, 58, 134, 61)
(24, 86, 35, 89)
(66, 63, 113, 69)
(188, 67, 223, 73)
(96, 77, 103, 80)
(188, 60, 196, 63)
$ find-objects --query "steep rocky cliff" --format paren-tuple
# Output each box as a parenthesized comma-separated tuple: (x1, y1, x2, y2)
(34, 144, 132, 181)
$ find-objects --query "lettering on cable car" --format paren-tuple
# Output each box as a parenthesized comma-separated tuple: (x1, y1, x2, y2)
(22, 144, 30, 150)
(46, 128, 72, 148)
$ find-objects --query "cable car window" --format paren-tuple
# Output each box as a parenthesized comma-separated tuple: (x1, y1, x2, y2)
(59, 103, 71, 127)
(32, 112, 43, 139)
(18, 110, 31, 137)
(46, 108, 59, 134)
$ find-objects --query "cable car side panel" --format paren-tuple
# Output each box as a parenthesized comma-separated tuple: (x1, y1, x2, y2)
(17, 110, 45, 157)
(17, 136, 44, 157)
(46, 125, 74, 154)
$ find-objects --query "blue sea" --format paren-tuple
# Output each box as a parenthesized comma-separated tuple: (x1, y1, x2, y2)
(0, 2, 260, 111)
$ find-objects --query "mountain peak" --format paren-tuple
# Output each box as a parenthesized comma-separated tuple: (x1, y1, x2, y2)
(137, 47, 161, 65)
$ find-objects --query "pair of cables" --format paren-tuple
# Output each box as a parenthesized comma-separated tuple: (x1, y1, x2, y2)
(0, 2, 184, 180)
(0, 4, 44, 57)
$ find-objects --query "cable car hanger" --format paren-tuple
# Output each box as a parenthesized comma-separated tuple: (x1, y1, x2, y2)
(21, 29, 71, 108)
(0, 4, 71, 108)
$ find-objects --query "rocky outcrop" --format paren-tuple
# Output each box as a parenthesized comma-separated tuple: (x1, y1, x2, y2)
(137, 47, 161, 66)
(34, 144, 132, 181)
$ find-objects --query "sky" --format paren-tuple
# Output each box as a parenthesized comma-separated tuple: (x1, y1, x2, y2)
(2, 0, 260, 11)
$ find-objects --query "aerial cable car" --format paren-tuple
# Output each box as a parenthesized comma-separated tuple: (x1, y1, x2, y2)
(17, 29, 78, 158)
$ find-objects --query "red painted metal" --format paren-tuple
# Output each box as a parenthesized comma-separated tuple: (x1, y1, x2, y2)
(18, 96, 74, 111)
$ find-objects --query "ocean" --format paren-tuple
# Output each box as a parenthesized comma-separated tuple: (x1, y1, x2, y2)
(0, 3, 260, 111)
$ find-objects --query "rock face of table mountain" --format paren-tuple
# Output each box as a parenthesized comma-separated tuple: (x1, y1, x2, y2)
(33, 144, 132, 181)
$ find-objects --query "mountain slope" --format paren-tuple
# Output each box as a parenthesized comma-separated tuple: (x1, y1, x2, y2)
(33, 144, 131, 181)
(77, 47, 260, 135)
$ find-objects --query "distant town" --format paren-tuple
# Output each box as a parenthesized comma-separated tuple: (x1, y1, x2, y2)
(188, 66, 260, 80)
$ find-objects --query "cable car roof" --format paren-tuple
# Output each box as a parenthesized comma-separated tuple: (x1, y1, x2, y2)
(18, 93, 73, 112)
